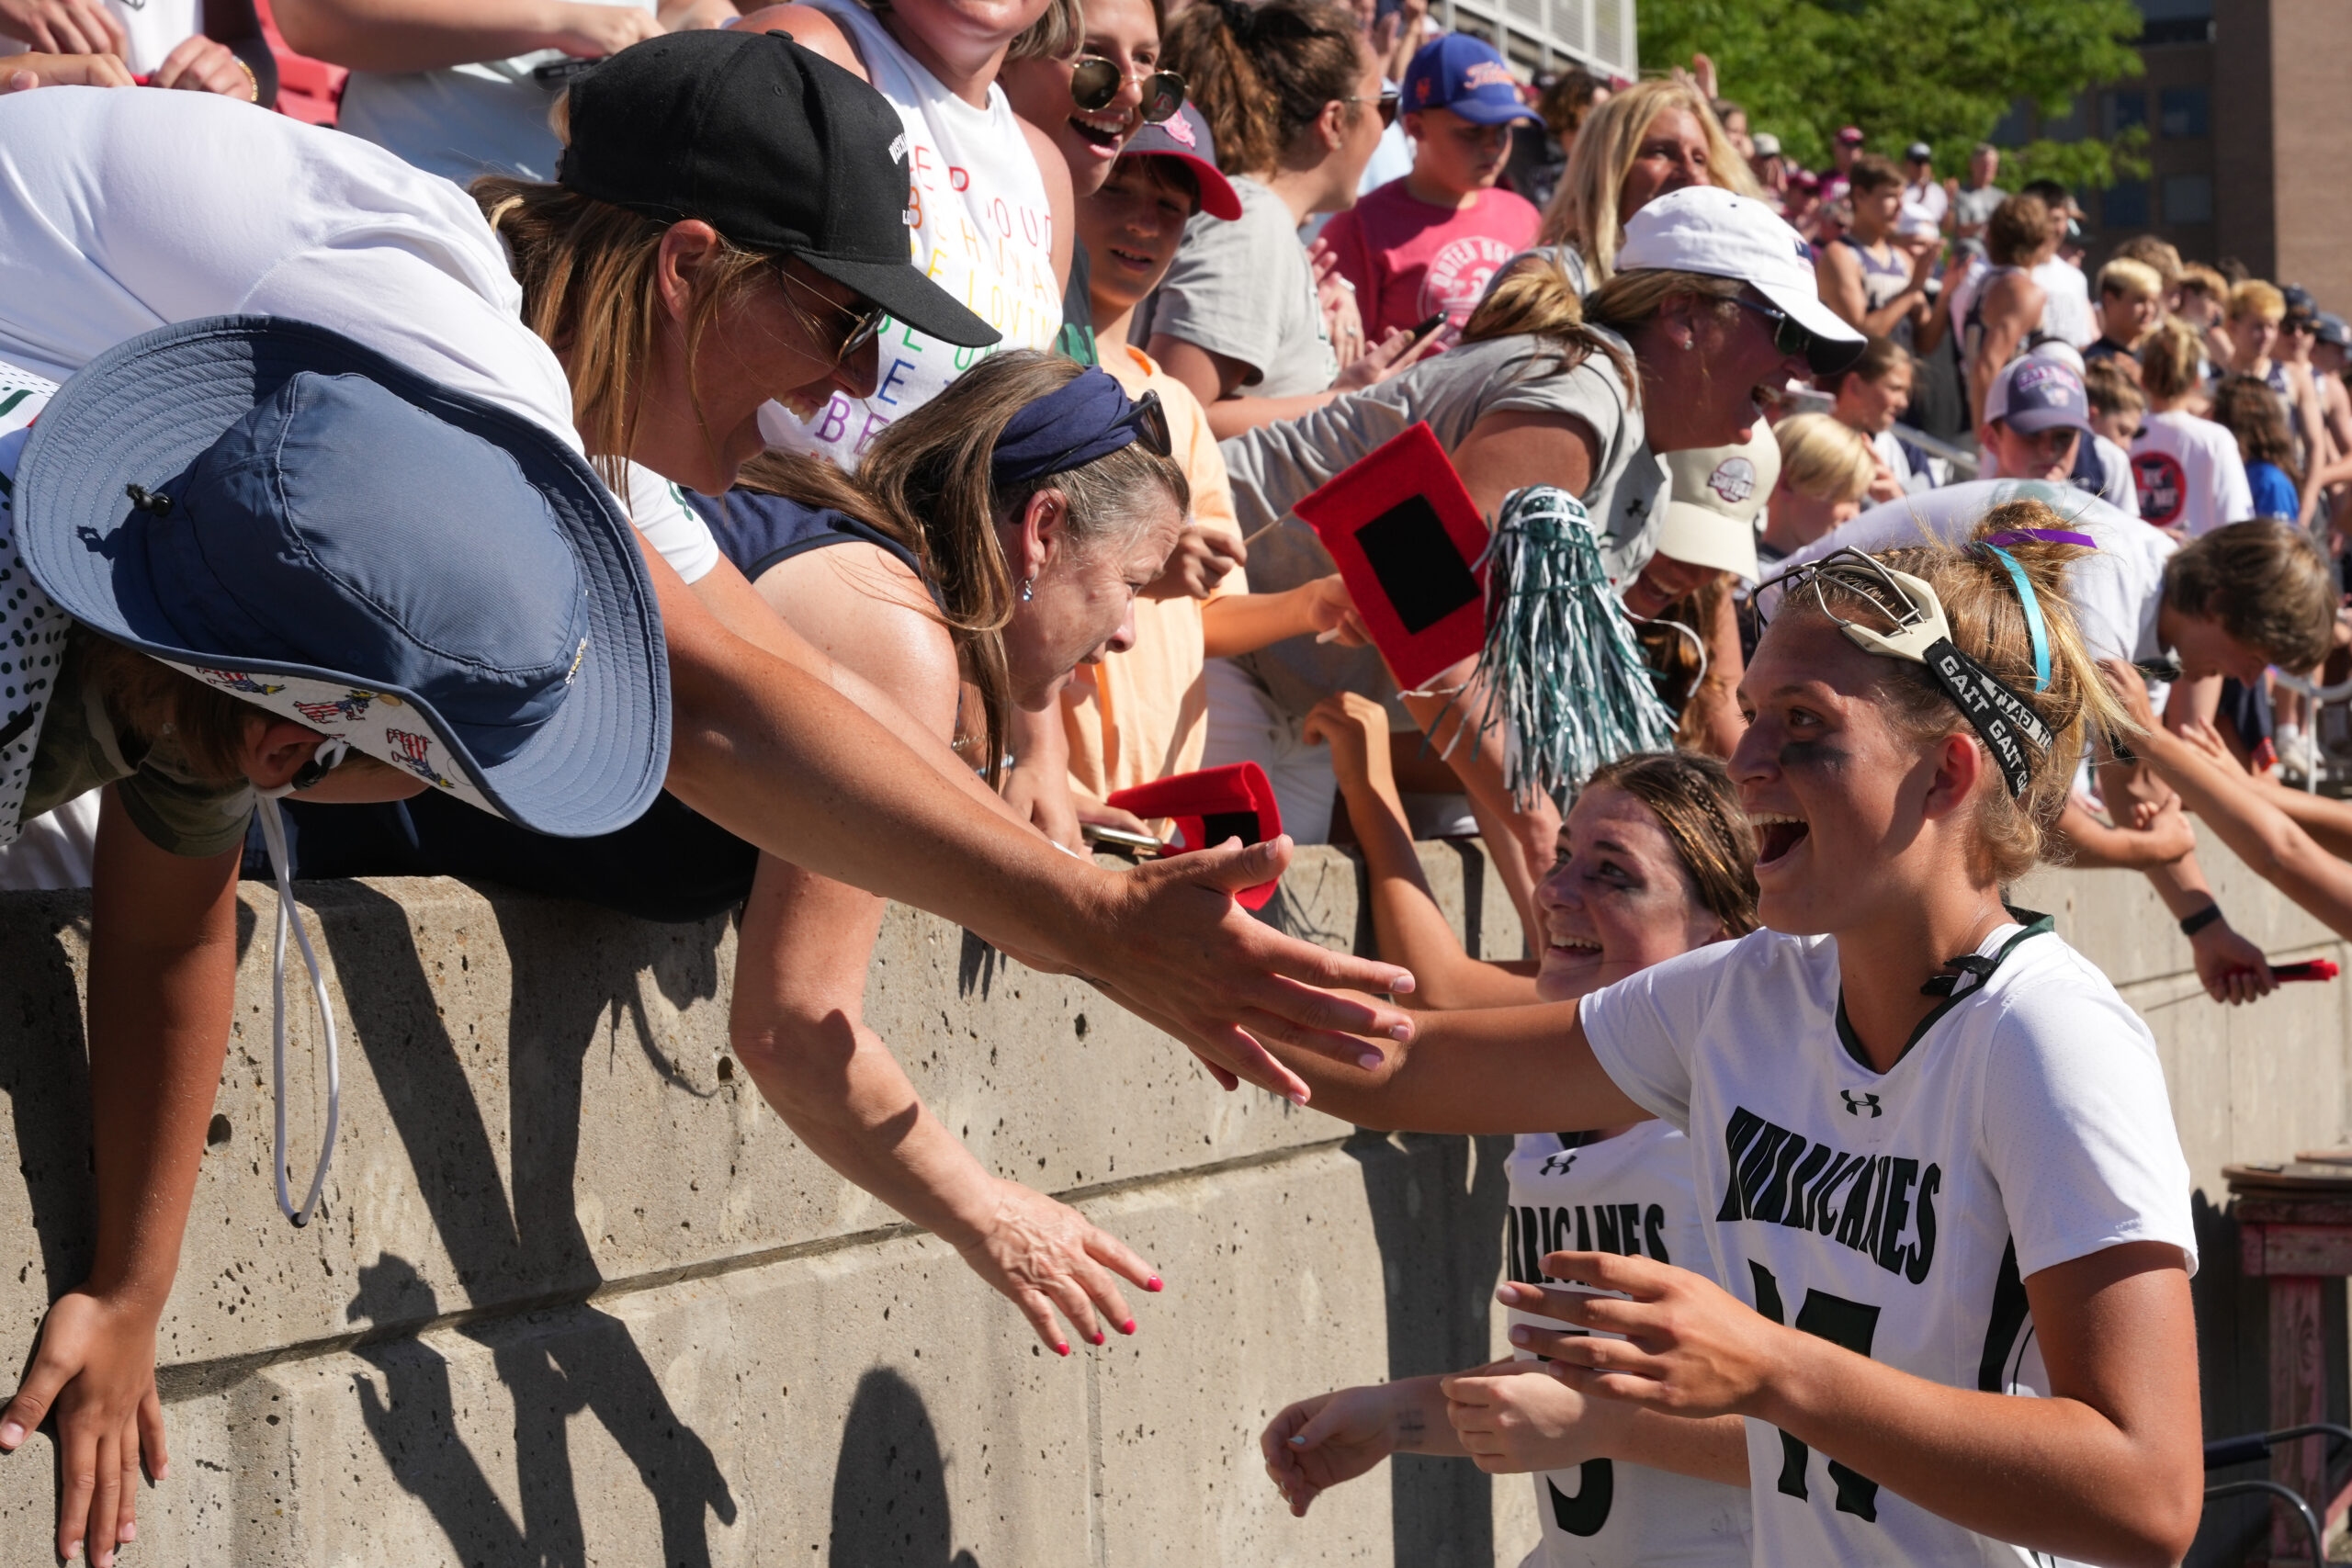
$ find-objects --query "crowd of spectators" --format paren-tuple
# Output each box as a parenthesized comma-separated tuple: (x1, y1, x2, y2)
(2, 2, 2349, 1564)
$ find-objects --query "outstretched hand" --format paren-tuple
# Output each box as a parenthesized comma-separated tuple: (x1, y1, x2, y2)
(1442, 1357, 1630, 1473)
(1, 1290, 168, 1568)
(1332, 322, 1441, 392)
(1261, 1385, 1402, 1515)
(955, 1179, 1159, 1354)
(1085, 835, 1414, 1101)
(2, 47, 130, 90)
(1302, 693, 1394, 799)
(1500, 1251, 1786, 1417)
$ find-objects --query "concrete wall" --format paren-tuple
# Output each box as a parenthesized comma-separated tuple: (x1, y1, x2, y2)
(0, 826, 2338, 1563)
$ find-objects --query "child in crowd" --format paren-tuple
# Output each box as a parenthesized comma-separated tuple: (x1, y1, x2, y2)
(1259, 518, 2205, 1568)
(1262, 719, 1755, 1565)
(1759, 412, 1874, 566)
(1815, 153, 1936, 344)
(1823, 334, 1920, 500)
(1048, 107, 1363, 834)
(0, 320, 670, 1568)
(2083, 357, 2147, 449)
(1000, 0, 1171, 365)
(1146, 0, 1429, 437)
(1317, 33, 1542, 351)
(2132, 319, 2254, 536)
(2212, 371, 2305, 523)
(2084, 256, 2162, 368)
(745, 0, 1072, 461)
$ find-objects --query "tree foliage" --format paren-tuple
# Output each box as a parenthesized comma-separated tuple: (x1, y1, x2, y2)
(1639, 0, 2145, 185)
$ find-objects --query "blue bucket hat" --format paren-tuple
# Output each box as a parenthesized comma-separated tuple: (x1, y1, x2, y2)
(12, 315, 669, 838)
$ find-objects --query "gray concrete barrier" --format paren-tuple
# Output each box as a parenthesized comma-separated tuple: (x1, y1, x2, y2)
(0, 827, 2336, 1564)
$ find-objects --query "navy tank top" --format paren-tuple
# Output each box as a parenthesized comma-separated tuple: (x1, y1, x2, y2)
(683, 488, 931, 594)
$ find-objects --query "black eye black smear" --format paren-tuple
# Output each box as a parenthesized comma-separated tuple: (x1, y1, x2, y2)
(1779, 739, 1848, 771)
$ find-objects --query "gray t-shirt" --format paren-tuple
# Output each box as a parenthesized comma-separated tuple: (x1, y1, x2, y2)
(1951, 182, 2007, 255)
(1218, 328, 1666, 720)
(1135, 175, 1338, 398)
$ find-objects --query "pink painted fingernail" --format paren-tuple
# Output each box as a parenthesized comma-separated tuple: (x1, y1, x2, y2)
(1147, 1276, 1164, 1292)
(1356, 1051, 1383, 1070)
(1388, 1023, 1412, 1041)
(1089, 1331, 1105, 1346)
(1391, 973, 1416, 993)
(1119, 1318, 1136, 1336)
(1055, 1342, 1070, 1357)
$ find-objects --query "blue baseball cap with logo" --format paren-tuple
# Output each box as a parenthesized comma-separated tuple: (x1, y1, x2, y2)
(1985, 355, 2094, 436)
(1401, 35, 1541, 126)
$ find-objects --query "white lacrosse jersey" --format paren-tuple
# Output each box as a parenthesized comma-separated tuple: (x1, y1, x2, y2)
(1580, 916, 2195, 1567)
(1503, 1122, 1750, 1566)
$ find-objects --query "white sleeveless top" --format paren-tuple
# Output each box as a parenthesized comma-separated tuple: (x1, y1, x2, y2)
(1504, 1122, 1752, 1567)
(775, 0, 1061, 467)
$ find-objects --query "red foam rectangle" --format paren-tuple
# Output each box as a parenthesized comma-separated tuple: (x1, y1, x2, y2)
(1106, 761, 1283, 910)
(1291, 422, 1488, 694)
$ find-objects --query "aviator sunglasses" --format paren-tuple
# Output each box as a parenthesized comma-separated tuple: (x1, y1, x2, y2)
(775, 262, 888, 367)
(1069, 56, 1188, 124)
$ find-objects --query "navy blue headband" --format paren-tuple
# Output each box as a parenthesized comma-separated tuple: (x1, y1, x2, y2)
(990, 368, 1154, 487)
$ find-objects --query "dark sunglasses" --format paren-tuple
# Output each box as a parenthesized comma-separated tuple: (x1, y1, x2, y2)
(1346, 89, 1401, 129)
(1029, 389, 1173, 476)
(1069, 56, 1187, 123)
(775, 262, 888, 367)
(1730, 295, 1822, 361)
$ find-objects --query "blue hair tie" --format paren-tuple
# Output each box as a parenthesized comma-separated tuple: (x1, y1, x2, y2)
(1984, 545, 2051, 692)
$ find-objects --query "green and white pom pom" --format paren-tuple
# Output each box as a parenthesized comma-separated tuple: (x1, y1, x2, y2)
(1467, 484, 1676, 805)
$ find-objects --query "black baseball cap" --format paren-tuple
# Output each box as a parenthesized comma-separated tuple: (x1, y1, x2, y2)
(558, 28, 999, 349)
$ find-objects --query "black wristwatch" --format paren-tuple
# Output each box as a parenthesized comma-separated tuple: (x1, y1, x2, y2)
(2179, 903, 2225, 938)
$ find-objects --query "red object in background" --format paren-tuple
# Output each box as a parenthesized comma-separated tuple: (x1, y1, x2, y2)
(1106, 762, 1284, 910)
(1292, 422, 1490, 694)
(254, 0, 345, 125)
(2274, 959, 2339, 983)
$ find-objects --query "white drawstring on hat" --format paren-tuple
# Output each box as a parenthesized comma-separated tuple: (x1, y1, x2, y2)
(254, 737, 348, 1227)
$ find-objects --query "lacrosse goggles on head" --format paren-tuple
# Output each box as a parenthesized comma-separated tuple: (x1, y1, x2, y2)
(1757, 547, 2055, 798)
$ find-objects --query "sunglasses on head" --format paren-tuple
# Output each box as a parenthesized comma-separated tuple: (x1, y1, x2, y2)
(775, 261, 888, 368)
(1069, 56, 1187, 123)
(1024, 389, 1174, 478)
(1730, 295, 1823, 361)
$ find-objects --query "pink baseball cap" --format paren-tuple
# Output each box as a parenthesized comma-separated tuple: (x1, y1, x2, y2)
(1117, 103, 1242, 220)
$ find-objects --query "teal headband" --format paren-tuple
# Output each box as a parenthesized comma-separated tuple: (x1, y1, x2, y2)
(1983, 545, 2051, 692)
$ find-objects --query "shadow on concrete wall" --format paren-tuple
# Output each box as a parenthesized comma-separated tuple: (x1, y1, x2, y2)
(324, 885, 737, 1566)
(827, 1368, 979, 1567)
(1347, 1129, 1515, 1568)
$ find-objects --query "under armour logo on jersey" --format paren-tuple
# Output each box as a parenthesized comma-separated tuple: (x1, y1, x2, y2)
(1840, 1091, 1883, 1118)
(1538, 1151, 1578, 1176)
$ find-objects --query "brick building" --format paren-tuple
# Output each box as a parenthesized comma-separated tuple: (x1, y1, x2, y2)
(2055, 0, 2352, 312)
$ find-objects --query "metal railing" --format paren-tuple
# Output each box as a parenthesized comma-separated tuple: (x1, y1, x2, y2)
(1433, 0, 1637, 80)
